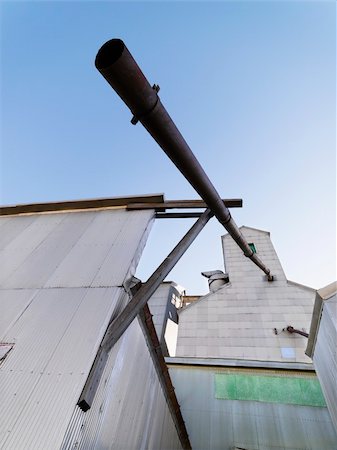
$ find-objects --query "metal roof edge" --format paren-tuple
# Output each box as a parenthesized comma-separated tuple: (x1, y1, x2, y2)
(317, 281, 337, 300)
(165, 356, 314, 372)
(178, 282, 232, 314)
(305, 291, 325, 358)
(0, 194, 165, 216)
(287, 280, 316, 293)
(222, 225, 270, 239)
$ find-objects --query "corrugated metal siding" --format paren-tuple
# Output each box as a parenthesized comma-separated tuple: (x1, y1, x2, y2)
(0, 289, 38, 338)
(313, 294, 337, 433)
(1, 208, 181, 449)
(61, 319, 183, 450)
(0, 210, 153, 289)
(169, 365, 337, 450)
(148, 283, 171, 339)
(0, 287, 124, 449)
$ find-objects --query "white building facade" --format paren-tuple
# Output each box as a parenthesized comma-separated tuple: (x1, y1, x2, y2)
(0, 198, 186, 450)
(168, 226, 337, 449)
(176, 226, 315, 362)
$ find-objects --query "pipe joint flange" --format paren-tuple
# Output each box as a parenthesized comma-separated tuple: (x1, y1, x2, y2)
(244, 249, 255, 258)
(131, 84, 160, 125)
(221, 212, 232, 226)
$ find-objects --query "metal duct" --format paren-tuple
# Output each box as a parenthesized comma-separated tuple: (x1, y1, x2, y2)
(95, 39, 273, 280)
(201, 270, 230, 292)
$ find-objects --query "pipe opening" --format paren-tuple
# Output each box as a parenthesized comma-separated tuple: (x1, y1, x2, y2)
(95, 39, 125, 70)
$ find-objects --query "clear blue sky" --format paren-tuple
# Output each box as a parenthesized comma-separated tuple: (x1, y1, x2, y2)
(1, 1, 335, 294)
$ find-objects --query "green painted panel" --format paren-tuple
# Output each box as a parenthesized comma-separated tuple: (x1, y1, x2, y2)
(215, 373, 326, 407)
(248, 242, 257, 253)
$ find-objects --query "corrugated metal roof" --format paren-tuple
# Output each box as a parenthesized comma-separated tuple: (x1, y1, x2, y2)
(168, 365, 337, 450)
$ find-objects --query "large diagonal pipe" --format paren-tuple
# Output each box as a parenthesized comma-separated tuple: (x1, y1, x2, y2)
(95, 39, 273, 280)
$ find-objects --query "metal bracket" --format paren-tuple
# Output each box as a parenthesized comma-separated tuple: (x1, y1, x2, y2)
(131, 84, 160, 125)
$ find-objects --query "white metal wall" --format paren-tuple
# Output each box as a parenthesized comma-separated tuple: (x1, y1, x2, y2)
(0, 208, 183, 449)
(1, 286, 124, 449)
(313, 293, 337, 433)
(169, 365, 337, 450)
(61, 319, 183, 450)
(0, 209, 153, 289)
(176, 226, 315, 362)
(148, 283, 172, 339)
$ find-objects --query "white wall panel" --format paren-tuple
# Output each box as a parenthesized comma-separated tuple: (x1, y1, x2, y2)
(0, 207, 177, 449)
(169, 365, 337, 450)
(177, 227, 315, 363)
(0, 216, 36, 250)
(2, 212, 96, 289)
(0, 289, 38, 339)
(0, 287, 123, 450)
(0, 214, 65, 284)
(313, 294, 337, 433)
(91, 210, 154, 287)
(61, 320, 183, 450)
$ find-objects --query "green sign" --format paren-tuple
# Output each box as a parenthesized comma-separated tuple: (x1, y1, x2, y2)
(215, 373, 326, 407)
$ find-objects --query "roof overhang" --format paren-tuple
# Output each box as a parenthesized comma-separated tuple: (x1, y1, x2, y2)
(0, 195, 243, 217)
(0, 194, 165, 216)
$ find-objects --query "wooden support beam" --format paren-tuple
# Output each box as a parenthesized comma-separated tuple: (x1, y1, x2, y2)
(155, 212, 203, 219)
(78, 209, 213, 412)
(101, 209, 213, 352)
(138, 304, 192, 450)
(77, 348, 109, 412)
(127, 198, 242, 212)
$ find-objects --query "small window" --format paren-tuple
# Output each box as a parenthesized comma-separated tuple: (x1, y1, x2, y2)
(281, 347, 296, 359)
(248, 243, 256, 253)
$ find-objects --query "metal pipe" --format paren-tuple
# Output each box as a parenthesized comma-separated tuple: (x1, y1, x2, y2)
(286, 326, 309, 338)
(95, 38, 273, 280)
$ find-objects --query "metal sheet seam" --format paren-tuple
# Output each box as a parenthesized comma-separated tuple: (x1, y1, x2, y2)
(0, 213, 69, 286)
(0, 289, 38, 340)
(1, 212, 96, 289)
(123, 210, 155, 287)
(84, 211, 151, 287)
(44, 210, 119, 288)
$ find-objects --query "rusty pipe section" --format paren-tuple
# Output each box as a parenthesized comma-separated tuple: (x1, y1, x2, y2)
(95, 39, 273, 280)
(286, 326, 309, 338)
